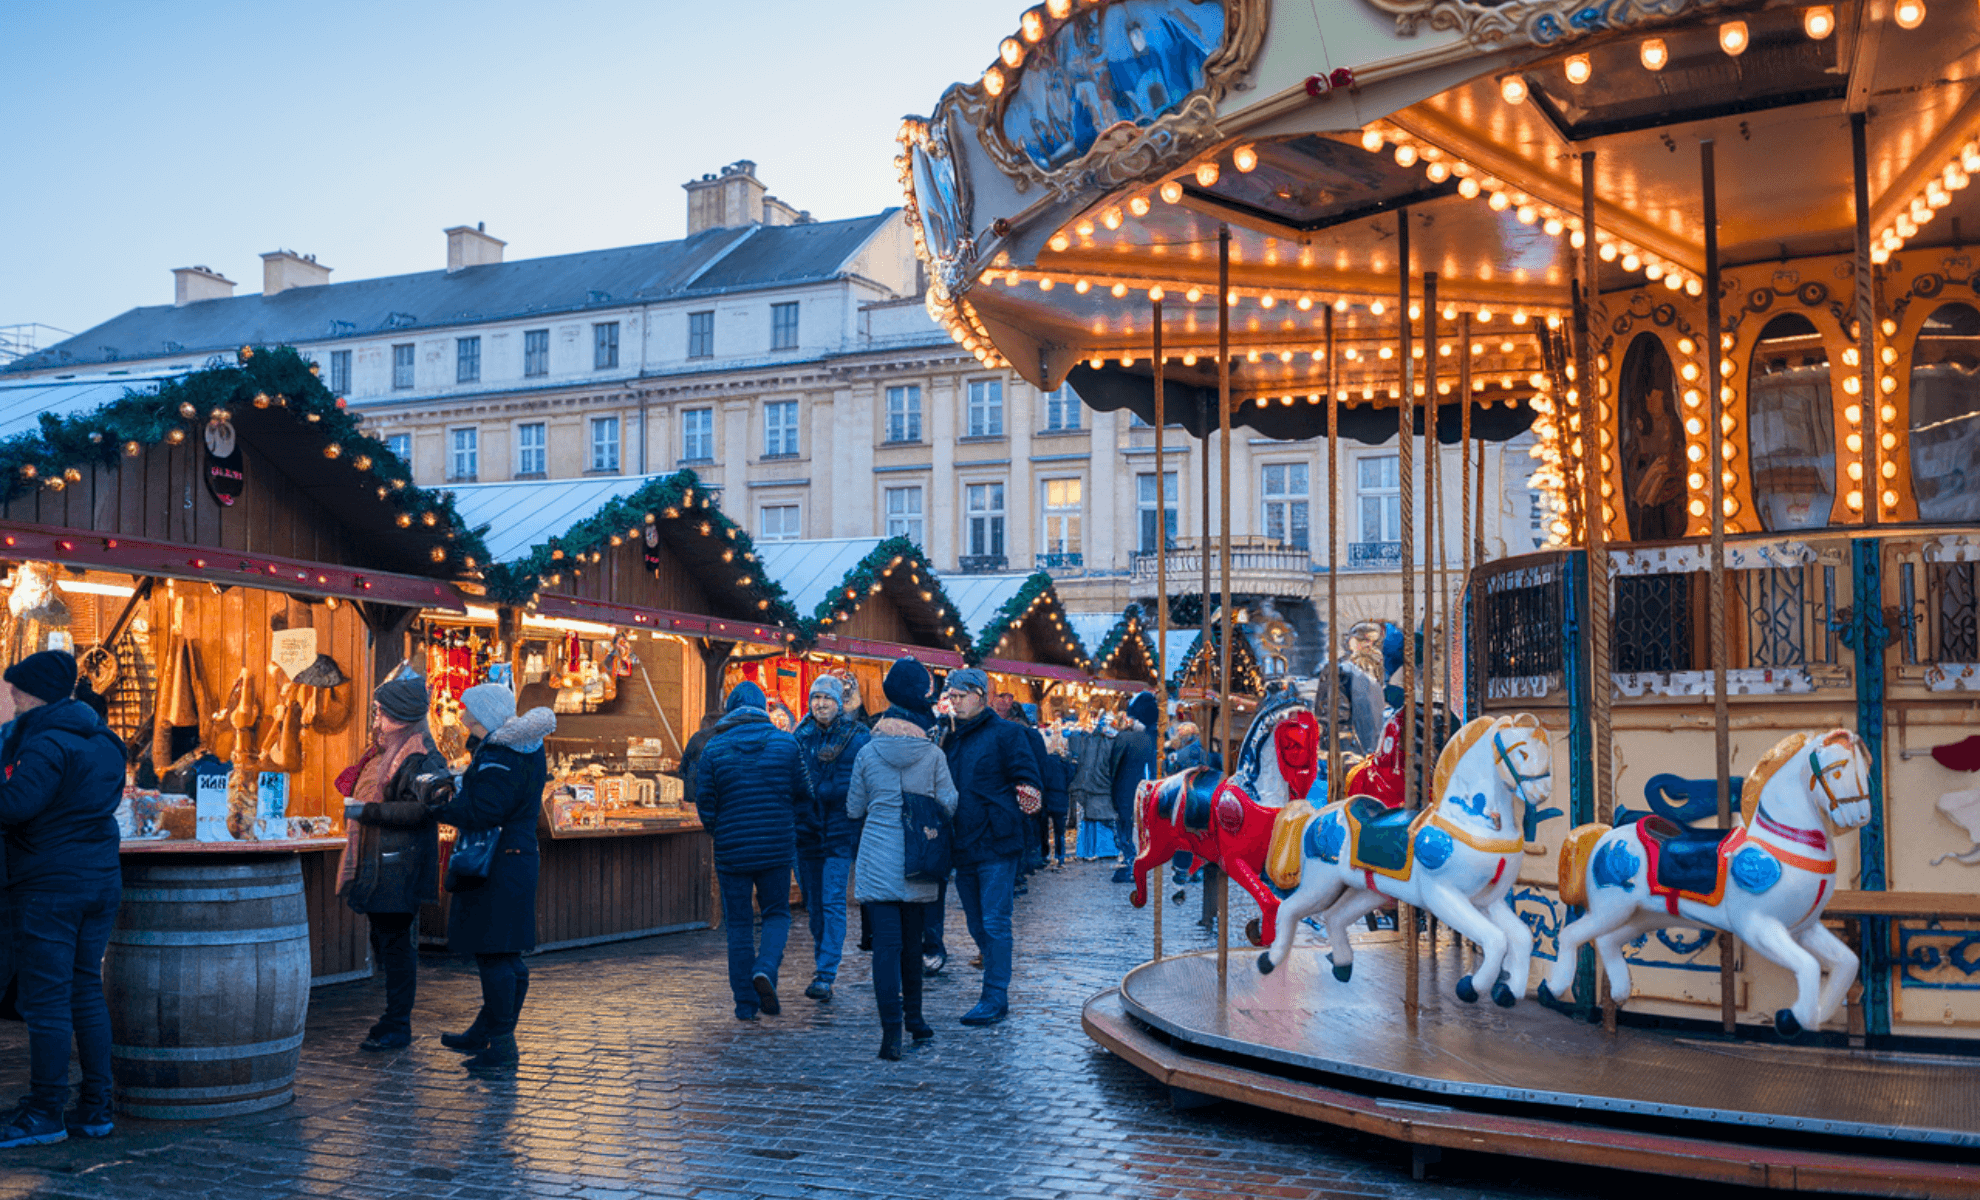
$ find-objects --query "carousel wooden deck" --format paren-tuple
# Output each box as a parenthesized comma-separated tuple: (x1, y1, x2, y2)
(1085, 939, 1980, 1196)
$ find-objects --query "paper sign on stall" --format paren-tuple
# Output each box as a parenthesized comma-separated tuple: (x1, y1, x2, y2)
(271, 628, 318, 679)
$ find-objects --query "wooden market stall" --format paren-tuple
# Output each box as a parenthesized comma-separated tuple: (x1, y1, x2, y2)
(747, 535, 972, 718)
(1172, 619, 1264, 761)
(0, 348, 477, 1116)
(438, 469, 798, 949)
(1069, 604, 1162, 714)
(950, 570, 1092, 720)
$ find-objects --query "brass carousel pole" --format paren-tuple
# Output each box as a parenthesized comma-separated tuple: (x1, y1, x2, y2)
(1398, 208, 1420, 1021)
(1217, 223, 1233, 989)
(1856, 112, 1881, 530)
(1703, 138, 1737, 1037)
(1458, 310, 1475, 974)
(1153, 296, 1167, 965)
(1423, 273, 1441, 954)
(1326, 307, 1341, 797)
(1198, 341, 1217, 935)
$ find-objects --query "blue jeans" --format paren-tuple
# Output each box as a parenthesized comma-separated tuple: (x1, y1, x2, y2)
(718, 866, 791, 1015)
(12, 884, 120, 1113)
(796, 854, 852, 985)
(954, 855, 1019, 1006)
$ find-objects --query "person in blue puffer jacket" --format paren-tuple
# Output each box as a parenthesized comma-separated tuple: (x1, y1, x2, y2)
(695, 680, 814, 1021)
(793, 674, 869, 1004)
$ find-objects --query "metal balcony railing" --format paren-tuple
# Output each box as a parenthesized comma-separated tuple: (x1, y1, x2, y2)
(1129, 536, 1312, 585)
(958, 554, 1008, 574)
(1036, 551, 1084, 571)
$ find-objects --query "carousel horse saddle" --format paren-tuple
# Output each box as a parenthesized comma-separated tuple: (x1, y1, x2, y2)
(1635, 814, 1738, 901)
(1347, 795, 1418, 876)
(1157, 768, 1224, 833)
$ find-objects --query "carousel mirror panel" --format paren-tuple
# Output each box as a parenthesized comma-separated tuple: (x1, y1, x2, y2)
(1746, 312, 1836, 532)
(1617, 332, 1687, 541)
(1908, 300, 1980, 523)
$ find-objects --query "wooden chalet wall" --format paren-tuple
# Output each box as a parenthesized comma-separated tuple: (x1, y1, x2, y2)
(539, 536, 722, 617)
(836, 589, 918, 645)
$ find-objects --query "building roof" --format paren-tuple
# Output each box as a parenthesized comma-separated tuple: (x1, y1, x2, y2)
(7, 212, 900, 376)
(0, 373, 179, 440)
(754, 538, 888, 610)
(445, 474, 675, 563)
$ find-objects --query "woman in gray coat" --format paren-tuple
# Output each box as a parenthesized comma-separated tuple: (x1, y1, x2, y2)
(848, 712, 957, 1061)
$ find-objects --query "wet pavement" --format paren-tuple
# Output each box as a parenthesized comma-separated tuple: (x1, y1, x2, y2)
(0, 858, 1738, 1199)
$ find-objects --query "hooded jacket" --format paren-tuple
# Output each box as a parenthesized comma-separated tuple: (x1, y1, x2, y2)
(848, 717, 958, 904)
(0, 698, 124, 895)
(794, 712, 871, 860)
(941, 708, 1043, 866)
(1109, 693, 1161, 822)
(432, 707, 555, 955)
(695, 706, 813, 874)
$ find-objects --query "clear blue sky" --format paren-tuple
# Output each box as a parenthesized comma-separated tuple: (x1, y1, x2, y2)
(0, 0, 1016, 335)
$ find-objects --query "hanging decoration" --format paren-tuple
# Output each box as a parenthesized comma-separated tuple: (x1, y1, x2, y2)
(202, 414, 244, 507)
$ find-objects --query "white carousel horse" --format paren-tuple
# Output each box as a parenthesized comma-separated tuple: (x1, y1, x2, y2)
(1258, 714, 1553, 1007)
(1542, 728, 1872, 1039)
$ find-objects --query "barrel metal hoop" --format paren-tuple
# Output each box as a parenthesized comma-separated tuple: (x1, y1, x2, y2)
(115, 1078, 294, 1101)
(108, 924, 311, 947)
(111, 1032, 306, 1061)
(126, 865, 302, 882)
(120, 885, 301, 903)
(113, 1089, 296, 1121)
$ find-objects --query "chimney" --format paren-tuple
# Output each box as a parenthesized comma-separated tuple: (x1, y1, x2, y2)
(683, 160, 769, 235)
(446, 223, 506, 272)
(260, 250, 331, 296)
(172, 266, 235, 306)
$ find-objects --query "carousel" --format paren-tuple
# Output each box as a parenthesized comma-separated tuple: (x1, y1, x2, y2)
(900, 0, 1980, 1191)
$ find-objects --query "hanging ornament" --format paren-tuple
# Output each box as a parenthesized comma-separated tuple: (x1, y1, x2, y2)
(204, 415, 244, 506)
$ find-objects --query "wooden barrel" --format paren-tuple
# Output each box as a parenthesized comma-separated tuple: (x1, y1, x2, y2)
(104, 857, 311, 1120)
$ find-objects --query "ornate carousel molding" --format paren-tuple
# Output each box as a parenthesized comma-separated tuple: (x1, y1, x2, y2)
(1365, 0, 1702, 47)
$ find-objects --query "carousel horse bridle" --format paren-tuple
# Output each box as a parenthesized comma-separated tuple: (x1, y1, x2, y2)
(1492, 729, 1546, 810)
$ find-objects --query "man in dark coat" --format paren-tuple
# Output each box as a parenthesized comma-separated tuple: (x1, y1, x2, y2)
(793, 674, 870, 1003)
(677, 712, 721, 809)
(0, 651, 124, 1146)
(1007, 704, 1052, 884)
(939, 668, 1041, 1026)
(430, 684, 555, 1073)
(1109, 692, 1160, 883)
(695, 681, 813, 1021)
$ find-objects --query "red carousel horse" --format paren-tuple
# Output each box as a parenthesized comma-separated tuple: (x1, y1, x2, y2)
(1129, 690, 1320, 946)
(1339, 710, 1405, 808)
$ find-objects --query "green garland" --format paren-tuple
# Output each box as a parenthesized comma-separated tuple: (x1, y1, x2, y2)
(0, 346, 489, 572)
(801, 536, 969, 654)
(1170, 623, 1264, 694)
(482, 468, 800, 627)
(1091, 602, 1156, 673)
(969, 570, 1089, 667)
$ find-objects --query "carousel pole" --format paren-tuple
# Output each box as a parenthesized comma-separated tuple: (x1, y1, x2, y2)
(1460, 312, 1473, 722)
(1153, 296, 1167, 965)
(1855, 113, 1880, 530)
(1423, 273, 1441, 954)
(1216, 224, 1234, 989)
(1198, 375, 1218, 934)
(1325, 307, 1341, 795)
(1703, 138, 1737, 1037)
(1397, 208, 1420, 1021)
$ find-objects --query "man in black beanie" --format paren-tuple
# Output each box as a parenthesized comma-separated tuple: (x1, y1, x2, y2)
(0, 650, 125, 1146)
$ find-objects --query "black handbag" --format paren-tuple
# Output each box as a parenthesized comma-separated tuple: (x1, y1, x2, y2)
(445, 827, 499, 892)
(900, 760, 952, 884)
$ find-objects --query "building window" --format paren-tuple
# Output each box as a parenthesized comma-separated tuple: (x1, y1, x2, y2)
(516, 423, 546, 476)
(886, 385, 922, 443)
(763, 400, 799, 458)
(594, 322, 619, 370)
(884, 486, 924, 544)
(448, 427, 478, 482)
(328, 349, 351, 396)
(965, 482, 1006, 559)
(392, 343, 415, 390)
(759, 504, 801, 541)
(455, 336, 480, 384)
(967, 379, 1004, 437)
(1137, 471, 1178, 553)
(770, 302, 799, 350)
(1040, 478, 1082, 556)
(1043, 384, 1081, 431)
(688, 310, 714, 359)
(1356, 454, 1402, 544)
(385, 432, 412, 464)
(590, 416, 621, 472)
(1261, 462, 1310, 552)
(524, 329, 549, 377)
(682, 407, 714, 462)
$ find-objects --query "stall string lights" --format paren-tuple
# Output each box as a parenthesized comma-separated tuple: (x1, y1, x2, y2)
(803, 536, 970, 655)
(972, 571, 1091, 669)
(2, 346, 488, 574)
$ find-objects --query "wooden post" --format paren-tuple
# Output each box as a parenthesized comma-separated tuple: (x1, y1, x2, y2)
(1216, 224, 1233, 989)
(1703, 138, 1737, 1037)
(1398, 209, 1419, 1020)
(1153, 297, 1167, 965)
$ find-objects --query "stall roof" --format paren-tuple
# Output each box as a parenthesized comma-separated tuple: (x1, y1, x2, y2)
(1066, 611, 1120, 654)
(448, 474, 673, 563)
(0, 374, 178, 441)
(755, 538, 888, 611)
(945, 573, 1034, 636)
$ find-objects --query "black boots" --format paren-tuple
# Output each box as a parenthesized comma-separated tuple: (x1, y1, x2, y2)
(465, 1034, 518, 1072)
(878, 1024, 903, 1061)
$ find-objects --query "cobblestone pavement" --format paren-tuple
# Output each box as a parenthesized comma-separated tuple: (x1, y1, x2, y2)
(0, 859, 1743, 1200)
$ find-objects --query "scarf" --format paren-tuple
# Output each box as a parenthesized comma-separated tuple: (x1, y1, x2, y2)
(337, 720, 432, 890)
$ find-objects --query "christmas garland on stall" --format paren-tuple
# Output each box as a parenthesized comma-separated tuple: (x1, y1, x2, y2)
(1169, 623, 1265, 695)
(1091, 603, 1157, 676)
(482, 469, 800, 627)
(802, 536, 970, 655)
(1, 346, 489, 573)
(969, 570, 1090, 668)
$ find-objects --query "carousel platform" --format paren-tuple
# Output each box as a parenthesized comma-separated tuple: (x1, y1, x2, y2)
(1084, 938, 1980, 1196)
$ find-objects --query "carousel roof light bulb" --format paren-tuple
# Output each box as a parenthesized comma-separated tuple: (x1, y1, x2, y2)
(1260, 293, 1276, 308)
(1148, 286, 1165, 301)
(1897, 214, 1919, 238)
(1665, 272, 1685, 291)
(1128, 194, 1151, 217)
(1512, 309, 1529, 325)
(1686, 277, 1705, 296)
(1074, 279, 1090, 293)
(1621, 252, 1642, 271)
(1500, 75, 1529, 104)
(1049, 233, 1071, 252)
(1883, 458, 1899, 478)
(1544, 216, 1565, 237)
(1720, 20, 1750, 55)
(1564, 53, 1593, 85)
(1599, 242, 1619, 262)
(1001, 38, 1024, 67)
(984, 66, 1005, 95)
(1038, 278, 1055, 290)
(1280, 350, 1294, 363)
(1641, 36, 1670, 69)
(1476, 307, 1492, 322)
(1881, 402, 1899, 422)
(1370, 299, 1386, 315)
(1022, 7, 1046, 39)
(1895, 0, 1926, 29)
(1458, 177, 1481, 198)
(1195, 161, 1220, 187)
(1488, 190, 1512, 211)
(1361, 129, 1385, 152)
(1426, 161, 1450, 183)
(1090, 356, 1105, 369)
(1645, 261, 1665, 280)
(1393, 144, 1418, 168)
(1517, 204, 1539, 224)
(1334, 298, 1350, 312)
(1234, 143, 1259, 172)
(1102, 206, 1124, 229)
(1111, 283, 1128, 297)
(1297, 296, 1314, 310)
(1181, 352, 1197, 365)
(1803, 5, 1836, 39)
(1160, 179, 1185, 204)
(1185, 286, 1203, 302)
